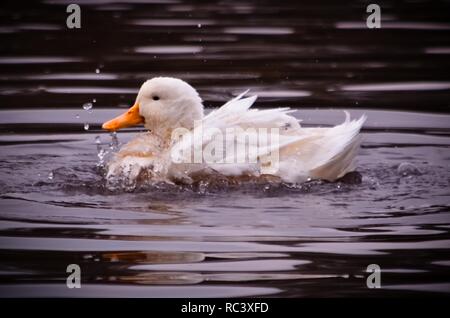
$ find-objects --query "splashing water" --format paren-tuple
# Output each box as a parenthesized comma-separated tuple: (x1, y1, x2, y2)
(83, 102, 93, 113)
(397, 162, 422, 177)
(95, 132, 120, 168)
(95, 136, 105, 167)
(97, 148, 107, 167)
(81, 102, 94, 131)
(109, 131, 119, 151)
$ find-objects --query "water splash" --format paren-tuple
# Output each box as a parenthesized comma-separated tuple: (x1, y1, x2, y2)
(397, 162, 422, 177)
(97, 148, 107, 167)
(95, 136, 106, 167)
(83, 102, 93, 112)
(81, 102, 94, 131)
(95, 132, 120, 168)
(109, 131, 119, 151)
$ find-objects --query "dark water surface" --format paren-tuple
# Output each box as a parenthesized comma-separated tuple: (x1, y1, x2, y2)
(0, 0, 449, 297)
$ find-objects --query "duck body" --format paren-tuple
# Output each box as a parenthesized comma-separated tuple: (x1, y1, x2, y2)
(103, 77, 366, 186)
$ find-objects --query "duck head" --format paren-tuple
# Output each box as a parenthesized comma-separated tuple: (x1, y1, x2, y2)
(102, 77, 204, 134)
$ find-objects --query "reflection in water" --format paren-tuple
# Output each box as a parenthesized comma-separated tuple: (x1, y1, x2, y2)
(425, 47, 450, 54)
(135, 46, 204, 54)
(0, 57, 83, 64)
(0, 0, 449, 297)
(341, 82, 450, 91)
(223, 27, 294, 35)
(336, 22, 450, 30)
(131, 19, 215, 27)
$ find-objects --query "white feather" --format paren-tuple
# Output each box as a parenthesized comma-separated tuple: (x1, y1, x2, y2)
(170, 92, 365, 181)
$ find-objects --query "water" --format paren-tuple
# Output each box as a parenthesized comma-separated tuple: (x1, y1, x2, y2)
(0, 0, 450, 297)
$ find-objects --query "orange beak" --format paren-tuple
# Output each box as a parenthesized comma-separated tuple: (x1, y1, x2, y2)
(102, 103, 145, 131)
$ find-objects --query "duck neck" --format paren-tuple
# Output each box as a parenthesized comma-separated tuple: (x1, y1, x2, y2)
(145, 119, 197, 148)
(148, 124, 177, 142)
(144, 101, 204, 141)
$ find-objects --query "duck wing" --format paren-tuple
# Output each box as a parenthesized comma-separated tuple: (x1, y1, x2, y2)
(274, 112, 366, 182)
(170, 92, 309, 176)
(170, 93, 366, 182)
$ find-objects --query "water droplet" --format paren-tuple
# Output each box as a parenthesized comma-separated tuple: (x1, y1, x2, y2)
(75, 114, 80, 119)
(84, 123, 90, 130)
(92, 99, 96, 103)
(306, 177, 312, 182)
(48, 171, 53, 180)
(98, 148, 107, 160)
(95, 68, 100, 74)
(83, 102, 93, 111)
(95, 136, 101, 144)
(109, 131, 119, 151)
(197, 23, 202, 28)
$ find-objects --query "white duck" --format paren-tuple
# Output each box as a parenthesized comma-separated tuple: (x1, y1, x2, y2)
(102, 77, 366, 185)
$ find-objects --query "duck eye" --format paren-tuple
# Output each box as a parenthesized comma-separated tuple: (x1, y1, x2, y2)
(152, 95, 160, 101)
